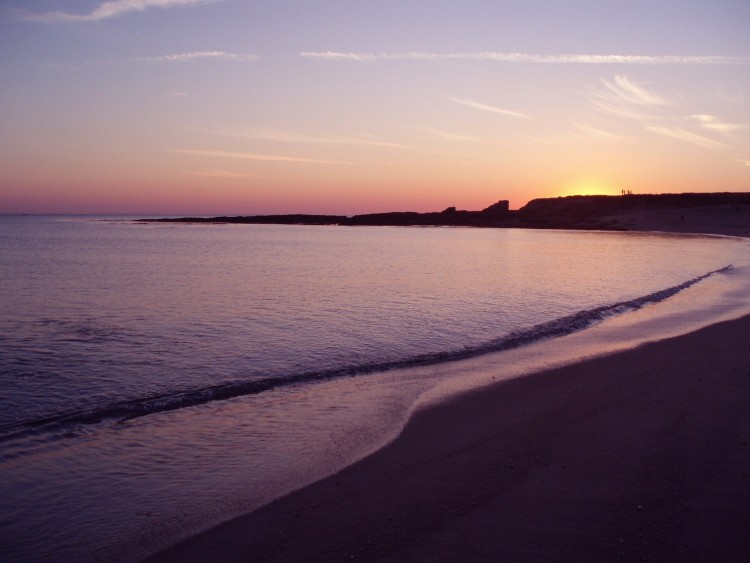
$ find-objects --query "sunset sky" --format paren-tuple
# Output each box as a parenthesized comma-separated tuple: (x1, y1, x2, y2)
(1, 0, 749, 214)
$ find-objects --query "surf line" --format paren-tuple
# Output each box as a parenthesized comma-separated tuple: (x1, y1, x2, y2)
(1, 265, 732, 446)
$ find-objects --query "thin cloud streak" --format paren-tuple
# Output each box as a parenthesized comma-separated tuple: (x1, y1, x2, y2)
(589, 100, 654, 120)
(646, 127, 728, 150)
(448, 97, 531, 119)
(421, 128, 476, 142)
(737, 159, 750, 167)
(173, 149, 352, 165)
(184, 169, 261, 178)
(572, 122, 623, 140)
(586, 75, 667, 120)
(134, 51, 257, 63)
(20, 0, 218, 23)
(690, 114, 746, 134)
(224, 129, 409, 149)
(602, 76, 666, 105)
(301, 51, 750, 65)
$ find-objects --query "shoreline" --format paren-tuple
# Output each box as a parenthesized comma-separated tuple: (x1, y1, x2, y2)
(136, 192, 750, 233)
(149, 313, 750, 562)
(147, 213, 750, 562)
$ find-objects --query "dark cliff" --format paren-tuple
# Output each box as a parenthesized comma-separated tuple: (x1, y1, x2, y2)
(139, 193, 750, 230)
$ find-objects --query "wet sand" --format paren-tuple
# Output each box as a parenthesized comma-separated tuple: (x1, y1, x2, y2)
(148, 212, 750, 562)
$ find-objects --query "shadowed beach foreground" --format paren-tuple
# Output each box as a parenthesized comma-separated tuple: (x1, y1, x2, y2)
(150, 327, 750, 561)
(148, 212, 750, 563)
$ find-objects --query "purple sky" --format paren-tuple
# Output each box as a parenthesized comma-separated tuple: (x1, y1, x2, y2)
(1, 0, 749, 214)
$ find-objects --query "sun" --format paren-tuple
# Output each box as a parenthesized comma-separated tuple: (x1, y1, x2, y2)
(557, 178, 619, 198)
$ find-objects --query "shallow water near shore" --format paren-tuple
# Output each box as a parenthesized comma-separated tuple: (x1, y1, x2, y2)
(1, 216, 749, 562)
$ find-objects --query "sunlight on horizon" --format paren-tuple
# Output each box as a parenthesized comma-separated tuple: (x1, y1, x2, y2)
(0, 1, 748, 214)
(557, 179, 621, 198)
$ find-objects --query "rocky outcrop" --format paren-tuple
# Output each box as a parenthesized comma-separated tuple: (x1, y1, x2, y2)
(516, 193, 750, 230)
(139, 193, 750, 231)
(482, 200, 510, 214)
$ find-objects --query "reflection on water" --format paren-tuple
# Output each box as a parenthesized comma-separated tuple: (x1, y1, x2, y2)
(0, 216, 747, 562)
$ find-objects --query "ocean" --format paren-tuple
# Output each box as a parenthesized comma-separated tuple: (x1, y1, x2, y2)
(1, 215, 749, 562)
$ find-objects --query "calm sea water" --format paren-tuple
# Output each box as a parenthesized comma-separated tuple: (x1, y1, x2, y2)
(1, 215, 749, 562)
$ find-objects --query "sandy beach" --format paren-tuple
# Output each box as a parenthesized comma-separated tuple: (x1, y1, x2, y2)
(149, 214, 750, 563)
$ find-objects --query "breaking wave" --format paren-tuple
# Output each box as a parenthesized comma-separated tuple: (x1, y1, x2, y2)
(0, 265, 731, 448)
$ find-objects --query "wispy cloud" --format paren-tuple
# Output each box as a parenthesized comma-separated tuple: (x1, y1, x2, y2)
(584, 78, 741, 151)
(586, 75, 667, 120)
(689, 114, 746, 134)
(301, 51, 750, 65)
(448, 97, 531, 119)
(601, 75, 666, 105)
(421, 128, 476, 142)
(20, 0, 218, 23)
(184, 169, 260, 178)
(646, 127, 728, 150)
(588, 100, 655, 121)
(173, 149, 351, 165)
(572, 122, 623, 140)
(219, 129, 408, 149)
(134, 51, 256, 63)
(737, 159, 750, 167)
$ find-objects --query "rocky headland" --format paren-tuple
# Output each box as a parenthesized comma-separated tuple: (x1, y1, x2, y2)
(140, 192, 750, 235)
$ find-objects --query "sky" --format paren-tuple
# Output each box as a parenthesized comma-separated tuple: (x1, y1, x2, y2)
(0, 0, 749, 214)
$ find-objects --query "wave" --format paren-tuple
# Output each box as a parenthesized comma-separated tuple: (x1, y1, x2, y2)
(0, 265, 731, 447)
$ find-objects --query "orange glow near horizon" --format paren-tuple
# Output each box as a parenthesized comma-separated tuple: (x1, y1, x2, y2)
(1, 2, 748, 215)
(555, 178, 621, 199)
